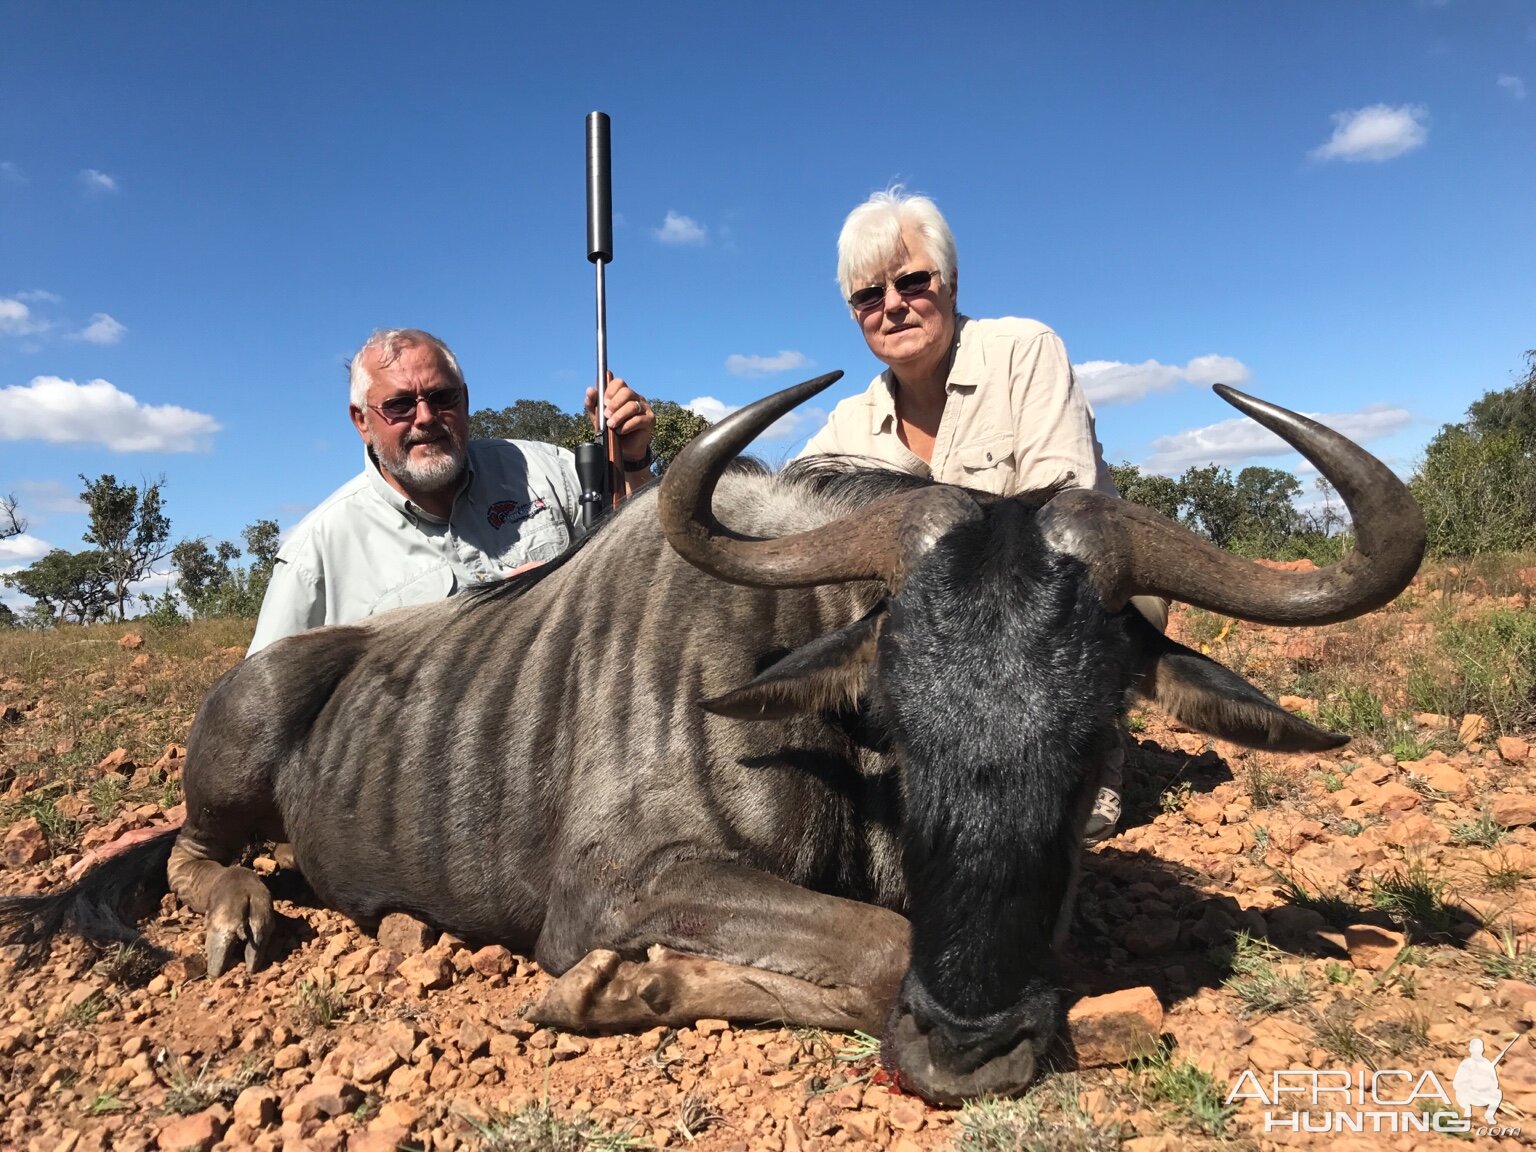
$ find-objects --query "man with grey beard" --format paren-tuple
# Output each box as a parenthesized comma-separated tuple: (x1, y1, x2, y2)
(248, 327, 655, 654)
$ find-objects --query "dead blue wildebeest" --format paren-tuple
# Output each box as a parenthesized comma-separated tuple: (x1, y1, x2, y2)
(0, 374, 1423, 1104)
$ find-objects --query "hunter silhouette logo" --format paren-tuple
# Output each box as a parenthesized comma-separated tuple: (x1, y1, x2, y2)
(1454, 1034, 1523, 1124)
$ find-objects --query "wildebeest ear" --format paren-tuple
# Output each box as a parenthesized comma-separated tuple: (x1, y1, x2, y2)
(1126, 613, 1348, 752)
(702, 612, 883, 721)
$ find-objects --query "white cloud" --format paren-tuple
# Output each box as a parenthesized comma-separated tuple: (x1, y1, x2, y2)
(725, 350, 811, 377)
(74, 313, 126, 345)
(1141, 403, 1412, 474)
(1074, 354, 1251, 406)
(0, 297, 50, 338)
(0, 532, 51, 565)
(1310, 104, 1429, 163)
(654, 211, 707, 245)
(686, 395, 814, 442)
(16, 289, 61, 304)
(80, 168, 119, 193)
(1498, 74, 1527, 101)
(0, 162, 23, 184)
(0, 376, 221, 452)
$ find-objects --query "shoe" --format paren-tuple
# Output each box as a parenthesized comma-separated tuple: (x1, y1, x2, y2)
(1083, 786, 1122, 845)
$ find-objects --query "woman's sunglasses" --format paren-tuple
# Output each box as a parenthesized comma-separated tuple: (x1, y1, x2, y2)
(848, 269, 941, 313)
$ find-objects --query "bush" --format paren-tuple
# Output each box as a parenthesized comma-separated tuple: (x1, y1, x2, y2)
(1406, 606, 1536, 735)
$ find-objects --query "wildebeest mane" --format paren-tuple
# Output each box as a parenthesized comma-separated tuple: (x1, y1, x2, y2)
(781, 455, 1068, 512)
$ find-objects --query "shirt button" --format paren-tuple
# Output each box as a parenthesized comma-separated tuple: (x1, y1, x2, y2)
(985, 451, 993, 462)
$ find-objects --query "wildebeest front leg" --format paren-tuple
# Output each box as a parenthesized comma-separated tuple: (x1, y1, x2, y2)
(534, 862, 909, 1033)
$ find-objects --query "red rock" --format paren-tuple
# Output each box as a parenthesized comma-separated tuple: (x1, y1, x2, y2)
(351, 1046, 400, 1085)
(155, 1106, 227, 1150)
(130, 654, 150, 669)
(349, 1129, 410, 1152)
(1491, 793, 1536, 828)
(552, 1033, 590, 1058)
(1382, 812, 1448, 847)
(1421, 763, 1470, 799)
(1498, 737, 1531, 763)
(96, 748, 132, 774)
(375, 912, 433, 954)
(1493, 979, 1536, 1007)
(1362, 782, 1420, 815)
(282, 1076, 361, 1123)
(1122, 916, 1180, 957)
(1068, 987, 1164, 1067)
(1345, 924, 1405, 971)
(469, 944, 513, 978)
(1413, 712, 1454, 729)
(1264, 905, 1326, 941)
(1460, 713, 1489, 746)
(118, 633, 143, 649)
(397, 950, 452, 990)
(695, 1018, 730, 1036)
(231, 1086, 279, 1129)
(377, 1019, 421, 1062)
(2, 816, 51, 868)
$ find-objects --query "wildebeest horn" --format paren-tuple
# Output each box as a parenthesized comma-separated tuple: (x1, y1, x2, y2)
(1037, 384, 1425, 625)
(659, 372, 981, 589)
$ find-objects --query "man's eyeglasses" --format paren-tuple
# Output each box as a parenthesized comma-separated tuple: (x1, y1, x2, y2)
(848, 269, 941, 313)
(367, 387, 465, 424)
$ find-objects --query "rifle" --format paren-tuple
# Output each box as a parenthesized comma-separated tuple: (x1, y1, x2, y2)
(575, 111, 623, 529)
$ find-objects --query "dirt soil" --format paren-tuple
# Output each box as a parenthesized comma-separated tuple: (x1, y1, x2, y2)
(2, 569, 1536, 1151)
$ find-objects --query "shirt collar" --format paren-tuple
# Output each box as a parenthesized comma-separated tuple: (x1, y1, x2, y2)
(362, 443, 477, 524)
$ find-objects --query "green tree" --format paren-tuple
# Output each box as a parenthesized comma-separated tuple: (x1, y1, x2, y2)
(1, 549, 114, 624)
(1465, 350, 1536, 444)
(243, 518, 281, 606)
(1177, 464, 1247, 549)
(78, 474, 172, 621)
(1109, 463, 1182, 521)
(0, 602, 16, 629)
(1411, 351, 1536, 558)
(1232, 466, 1303, 550)
(470, 399, 587, 445)
(469, 398, 710, 475)
(172, 538, 242, 616)
(648, 400, 711, 475)
(171, 518, 283, 619)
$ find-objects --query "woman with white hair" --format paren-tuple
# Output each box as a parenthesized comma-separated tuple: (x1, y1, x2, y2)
(800, 187, 1164, 843)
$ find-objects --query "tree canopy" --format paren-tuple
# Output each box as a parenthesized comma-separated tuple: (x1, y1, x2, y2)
(469, 397, 710, 474)
(1411, 350, 1536, 557)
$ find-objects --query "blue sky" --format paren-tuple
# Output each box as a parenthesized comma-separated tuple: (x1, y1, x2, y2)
(2, 2, 1533, 611)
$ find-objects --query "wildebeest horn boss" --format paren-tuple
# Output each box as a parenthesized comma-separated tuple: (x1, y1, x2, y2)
(0, 373, 1424, 1104)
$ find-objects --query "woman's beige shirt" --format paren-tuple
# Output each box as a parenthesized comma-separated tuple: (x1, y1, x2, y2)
(798, 315, 1117, 498)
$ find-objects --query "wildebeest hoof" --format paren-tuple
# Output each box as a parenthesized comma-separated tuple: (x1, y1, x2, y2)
(204, 867, 274, 977)
(531, 948, 681, 1032)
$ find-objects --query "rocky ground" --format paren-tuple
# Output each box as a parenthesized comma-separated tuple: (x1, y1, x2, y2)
(2, 561, 1535, 1151)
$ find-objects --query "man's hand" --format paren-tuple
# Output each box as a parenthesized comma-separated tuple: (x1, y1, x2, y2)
(585, 372, 655, 467)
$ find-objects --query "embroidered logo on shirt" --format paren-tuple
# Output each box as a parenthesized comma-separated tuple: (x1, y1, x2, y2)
(487, 497, 548, 529)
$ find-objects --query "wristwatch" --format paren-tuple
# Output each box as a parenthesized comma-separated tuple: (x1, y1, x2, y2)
(623, 445, 655, 471)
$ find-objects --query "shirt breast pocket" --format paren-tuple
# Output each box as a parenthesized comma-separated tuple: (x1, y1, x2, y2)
(502, 507, 569, 565)
(954, 434, 1018, 495)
